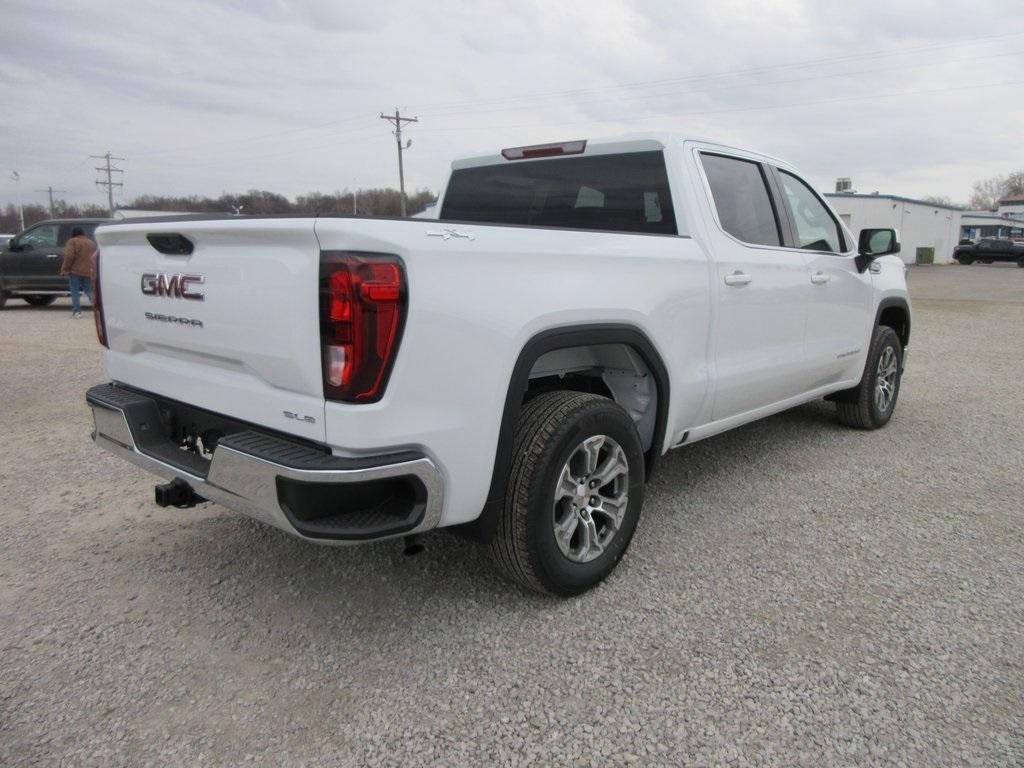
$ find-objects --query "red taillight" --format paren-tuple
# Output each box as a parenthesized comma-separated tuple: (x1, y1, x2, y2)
(320, 253, 406, 403)
(92, 248, 108, 348)
(501, 140, 587, 160)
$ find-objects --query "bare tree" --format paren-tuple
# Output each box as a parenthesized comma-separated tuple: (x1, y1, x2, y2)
(967, 170, 1024, 210)
(1005, 171, 1024, 197)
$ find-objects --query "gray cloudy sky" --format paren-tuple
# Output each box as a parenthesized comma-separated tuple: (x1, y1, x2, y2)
(2, 0, 1022, 209)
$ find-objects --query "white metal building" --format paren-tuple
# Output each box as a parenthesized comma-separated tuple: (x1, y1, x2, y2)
(825, 192, 963, 264)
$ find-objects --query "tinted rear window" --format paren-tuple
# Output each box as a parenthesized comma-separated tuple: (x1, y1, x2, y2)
(700, 154, 781, 247)
(440, 151, 677, 235)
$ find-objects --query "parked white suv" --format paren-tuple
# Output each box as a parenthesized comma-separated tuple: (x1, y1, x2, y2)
(86, 134, 910, 594)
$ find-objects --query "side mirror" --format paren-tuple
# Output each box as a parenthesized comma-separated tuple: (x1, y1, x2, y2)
(5, 239, 18, 252)
(856, 228, 900, 272)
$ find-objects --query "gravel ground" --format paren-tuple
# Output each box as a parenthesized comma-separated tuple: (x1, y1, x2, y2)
(1, 265, 1022, 767)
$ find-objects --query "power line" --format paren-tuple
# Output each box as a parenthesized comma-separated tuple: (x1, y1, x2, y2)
(146, 113, 376, 159)
(35, 186, 69, 216)
(414, 77, 1024, 136)
(409, 30, 1024, 116)
(415, 49, 1022, 123)
(90, 152, 125, 215)
(380, 109, 418, 217)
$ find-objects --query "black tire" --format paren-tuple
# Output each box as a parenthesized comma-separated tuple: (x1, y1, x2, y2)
(488, 391, 645, 596)
(1017, 256, 1024, 268)
(959, 257, 973, 265)
(23, 295, 57, 307)
(835, 325, 903, 429)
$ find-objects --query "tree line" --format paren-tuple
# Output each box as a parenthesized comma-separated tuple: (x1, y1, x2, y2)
(0, 187, 437, 234)
(967, 170, 1024, 211)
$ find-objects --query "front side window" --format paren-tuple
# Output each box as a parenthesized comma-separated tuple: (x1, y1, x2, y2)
(19, 223, 59, 249)
(440, 151, 677, 235)
(700, 154, 781, 247)
(778, 171, 843, 253)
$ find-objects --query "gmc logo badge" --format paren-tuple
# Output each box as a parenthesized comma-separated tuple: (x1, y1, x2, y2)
(141, 273, 205, 301)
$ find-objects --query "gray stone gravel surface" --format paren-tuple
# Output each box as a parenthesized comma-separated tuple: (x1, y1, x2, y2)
(1, 265, 1022, 766)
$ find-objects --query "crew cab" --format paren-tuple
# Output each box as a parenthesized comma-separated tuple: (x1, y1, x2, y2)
(85, 135, 910, 595)
(0, 218, 108, 308)
(953, 237, 1024, 266)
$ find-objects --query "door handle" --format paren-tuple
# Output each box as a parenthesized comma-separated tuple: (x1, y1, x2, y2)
(46, 254, 60, 258)
(810, 271, 830, 285)
(723, 271, 752, 287)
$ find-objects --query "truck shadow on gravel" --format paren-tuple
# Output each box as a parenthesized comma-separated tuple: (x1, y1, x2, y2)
(136, 398, 854, 631)
(2, 302, 85, 312)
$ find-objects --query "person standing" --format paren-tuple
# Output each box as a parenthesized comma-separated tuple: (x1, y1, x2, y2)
(60, 226, 96, 318)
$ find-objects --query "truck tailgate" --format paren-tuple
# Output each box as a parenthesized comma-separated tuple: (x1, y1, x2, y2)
(96, 218, 326, 442)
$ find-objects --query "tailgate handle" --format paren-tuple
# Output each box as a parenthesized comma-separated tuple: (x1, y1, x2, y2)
(146, 233, 194, 256)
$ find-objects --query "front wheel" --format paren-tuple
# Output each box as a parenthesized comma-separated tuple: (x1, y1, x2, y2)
(958, 257, 973, 265)
(23, 295, 57, 307)
(835, 325, 903, 429)
(489, 391, 645, 596)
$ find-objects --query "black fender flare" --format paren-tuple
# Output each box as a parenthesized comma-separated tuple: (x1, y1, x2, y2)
(875, 297, 911, 348)
(466, 323, 670, 542)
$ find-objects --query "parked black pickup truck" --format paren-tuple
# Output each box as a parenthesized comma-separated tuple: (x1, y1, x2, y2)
(0, 218, 109, 308)
(953, 238, 1024, 266)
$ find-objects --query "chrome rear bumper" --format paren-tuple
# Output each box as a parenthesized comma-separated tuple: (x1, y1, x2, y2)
(87, 384, 444, 544)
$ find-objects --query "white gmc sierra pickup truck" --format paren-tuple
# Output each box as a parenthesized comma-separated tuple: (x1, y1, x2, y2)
(86, 134, 910, 595)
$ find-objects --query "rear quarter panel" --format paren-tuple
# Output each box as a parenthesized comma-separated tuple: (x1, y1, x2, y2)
(314, 218, 712, 526)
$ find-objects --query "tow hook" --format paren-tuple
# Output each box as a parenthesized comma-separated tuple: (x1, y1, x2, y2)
(154, 478, 206, 509)
(403, 534, 425, 556)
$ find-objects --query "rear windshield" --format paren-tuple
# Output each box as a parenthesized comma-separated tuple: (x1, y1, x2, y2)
(440, 150, 677, 235)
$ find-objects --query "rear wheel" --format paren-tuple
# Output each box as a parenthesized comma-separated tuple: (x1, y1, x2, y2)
(835, 325, 903, 429)
(489, 391, 645, 595)
(23, 295, 57, 307)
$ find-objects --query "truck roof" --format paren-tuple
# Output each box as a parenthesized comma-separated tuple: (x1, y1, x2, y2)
(450, 132, 787, 170)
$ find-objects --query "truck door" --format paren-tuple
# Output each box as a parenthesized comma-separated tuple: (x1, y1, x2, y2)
(7, 221, 62, 290)
(770, 168, 873, 387)
(696, 151, 810, 421)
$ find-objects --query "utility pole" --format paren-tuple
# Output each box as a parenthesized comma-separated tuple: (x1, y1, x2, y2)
(91, 151, 125, 216)
(379, 109, 418, 216)
(9, 171, 24, 230)
(35, 185, 68, 217)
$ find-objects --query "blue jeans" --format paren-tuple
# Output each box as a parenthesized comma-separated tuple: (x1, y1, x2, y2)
(69, 275, 93, 313)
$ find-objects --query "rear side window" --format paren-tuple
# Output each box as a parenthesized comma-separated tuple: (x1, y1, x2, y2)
(700, 154, 781, 246)
(440, 151, 677, 235)
(777, 171, 844, 253)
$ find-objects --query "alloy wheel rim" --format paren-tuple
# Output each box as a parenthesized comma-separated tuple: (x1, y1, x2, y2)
(552, 435, 629, 564)
(875, 345, 898, 413)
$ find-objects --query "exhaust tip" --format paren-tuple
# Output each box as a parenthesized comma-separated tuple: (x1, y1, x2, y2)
(154, 478, 205, 509)
(402, 534, 425, 556)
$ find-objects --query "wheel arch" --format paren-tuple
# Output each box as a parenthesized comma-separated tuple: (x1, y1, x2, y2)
(876, 298, 910, 350)
(463, 323, 671, 542)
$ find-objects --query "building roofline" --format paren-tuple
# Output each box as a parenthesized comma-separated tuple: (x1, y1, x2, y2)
(960, 212, 1024, 222)
(824, 191, 964, 212)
